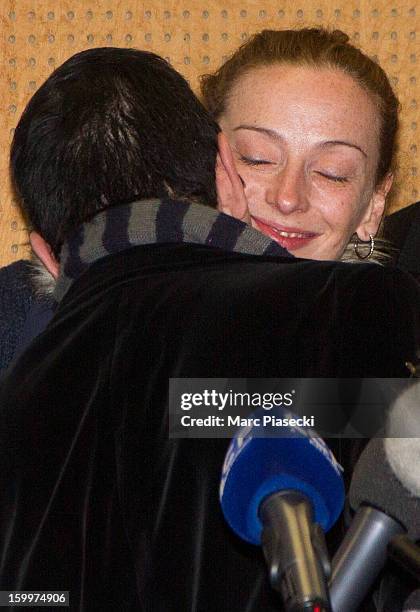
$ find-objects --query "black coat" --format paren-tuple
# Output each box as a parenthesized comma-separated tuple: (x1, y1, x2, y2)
(0, 244, 419, 611)
(384, 201, 420, 281)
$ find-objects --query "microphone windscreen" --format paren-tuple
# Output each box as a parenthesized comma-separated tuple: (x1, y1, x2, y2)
(387, 382, 420, 439)
(385, 438, 420, 499)
(349, 438, 420, 540)
(403, 589, 420, 611)
(220, 411, 344, 545)
(386, 382, 420, 497)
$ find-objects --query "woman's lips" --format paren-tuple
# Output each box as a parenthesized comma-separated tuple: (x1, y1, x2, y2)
(251, 216, 319, 251)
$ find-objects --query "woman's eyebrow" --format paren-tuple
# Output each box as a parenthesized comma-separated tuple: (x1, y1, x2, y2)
(233, 125, 282, 141)
(233, 126, 368, 159)
(321, 140, 367, 158)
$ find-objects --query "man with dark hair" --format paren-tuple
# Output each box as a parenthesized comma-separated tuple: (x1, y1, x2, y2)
(1, 46, 221, 377)
(12, 47, 220, 258)
(0, 47, 418, 612)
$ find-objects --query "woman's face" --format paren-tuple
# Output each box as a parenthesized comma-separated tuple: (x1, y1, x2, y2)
(219, 65, 390, 260)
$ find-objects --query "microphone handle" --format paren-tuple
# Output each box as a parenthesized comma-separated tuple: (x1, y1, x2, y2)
(260, 490, 330, 612)
(330, 505, 404, 612)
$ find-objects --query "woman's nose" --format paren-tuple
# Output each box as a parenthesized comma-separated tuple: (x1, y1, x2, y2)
(266, 166, 309, 214)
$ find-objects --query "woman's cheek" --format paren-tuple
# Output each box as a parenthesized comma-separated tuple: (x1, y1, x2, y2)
(311, 183, 360, 223)
(319, 197, 356, 233)
(312, 176, 360, 203)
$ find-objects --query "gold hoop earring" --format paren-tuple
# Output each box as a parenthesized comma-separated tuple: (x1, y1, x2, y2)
(354, 234, 374, 260)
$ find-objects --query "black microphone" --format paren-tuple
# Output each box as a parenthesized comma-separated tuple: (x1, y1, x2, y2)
(329, 436, 420, 612)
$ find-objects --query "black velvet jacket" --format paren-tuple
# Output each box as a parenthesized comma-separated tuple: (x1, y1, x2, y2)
(384, 200, 420, 280)
(0, 200, 419, 611)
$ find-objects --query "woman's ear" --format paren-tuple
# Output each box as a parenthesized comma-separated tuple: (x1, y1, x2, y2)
(356, 173, 393, 240)
(29, 232, 59, 279)
(216, 132, 250, 223)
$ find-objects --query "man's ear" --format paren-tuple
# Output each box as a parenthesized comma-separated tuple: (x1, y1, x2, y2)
(29, 232, 59, 279)
(216, 132, 250, 223)
(356, 173, 393, 240)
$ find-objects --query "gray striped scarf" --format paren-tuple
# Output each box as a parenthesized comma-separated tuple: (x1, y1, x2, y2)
(53, 197, 292, 302)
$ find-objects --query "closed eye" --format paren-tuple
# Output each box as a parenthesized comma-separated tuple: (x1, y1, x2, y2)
(317, 172, 349, 183)
(239, 155, 273, 167)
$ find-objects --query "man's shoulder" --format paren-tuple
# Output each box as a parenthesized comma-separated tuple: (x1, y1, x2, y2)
(73, 242, 418, 297)
(57, 243, 419, 338)
(72, 244, 419, 337)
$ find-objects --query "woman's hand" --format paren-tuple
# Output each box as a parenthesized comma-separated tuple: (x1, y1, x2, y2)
(216, 132, 251, 224)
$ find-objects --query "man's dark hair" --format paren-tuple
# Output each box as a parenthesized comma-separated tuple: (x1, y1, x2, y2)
(11, 47, 220, 256)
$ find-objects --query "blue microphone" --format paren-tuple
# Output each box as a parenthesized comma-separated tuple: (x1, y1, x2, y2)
(220, 407, 345, 611)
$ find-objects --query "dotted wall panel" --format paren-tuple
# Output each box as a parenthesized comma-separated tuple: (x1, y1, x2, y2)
(0, 0, 418, 266)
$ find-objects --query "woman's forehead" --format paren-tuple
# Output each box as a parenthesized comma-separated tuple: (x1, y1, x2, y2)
(226, 65, 376, 121)
(223, 64, 380, 156)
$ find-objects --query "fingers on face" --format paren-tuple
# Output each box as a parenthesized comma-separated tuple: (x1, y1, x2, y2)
(217, 133, 251, 223)
(216, 152, 233, 216)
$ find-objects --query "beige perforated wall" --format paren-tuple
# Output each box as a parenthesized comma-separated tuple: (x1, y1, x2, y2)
(0, 0, 418, 266)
